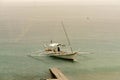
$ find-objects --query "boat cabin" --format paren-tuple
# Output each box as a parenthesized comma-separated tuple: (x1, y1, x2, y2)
(45, 43, 64, 52)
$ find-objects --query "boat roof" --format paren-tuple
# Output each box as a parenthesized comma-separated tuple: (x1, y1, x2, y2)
(49, 43, 60, 47)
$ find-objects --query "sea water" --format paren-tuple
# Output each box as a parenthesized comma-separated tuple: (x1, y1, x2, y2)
(1, 4, 120, 80)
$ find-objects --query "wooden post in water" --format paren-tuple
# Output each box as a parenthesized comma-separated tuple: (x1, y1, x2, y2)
(46, 68, 69, 80)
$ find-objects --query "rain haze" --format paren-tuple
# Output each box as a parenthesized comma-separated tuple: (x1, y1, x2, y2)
(1, 0, 120, 80)
(1, 0, 120, 5)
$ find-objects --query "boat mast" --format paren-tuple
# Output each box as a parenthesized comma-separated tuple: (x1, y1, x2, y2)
(61, 21, 73, 53)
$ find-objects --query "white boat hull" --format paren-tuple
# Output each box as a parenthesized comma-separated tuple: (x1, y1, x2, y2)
(29, 50, 77, 61)
(47, 52, 77, 60)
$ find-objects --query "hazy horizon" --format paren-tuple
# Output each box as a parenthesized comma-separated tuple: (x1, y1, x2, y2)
(1, 4, 120, 43)
(1, 0, 120, 6)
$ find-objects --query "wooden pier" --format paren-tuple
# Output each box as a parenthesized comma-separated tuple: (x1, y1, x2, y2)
(46, 68, 69, 80)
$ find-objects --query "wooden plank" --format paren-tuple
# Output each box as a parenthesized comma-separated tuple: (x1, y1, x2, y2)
(48, 68, 69, 80)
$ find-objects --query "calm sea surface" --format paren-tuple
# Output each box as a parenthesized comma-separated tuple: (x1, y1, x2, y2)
(1, 5, 120, 80)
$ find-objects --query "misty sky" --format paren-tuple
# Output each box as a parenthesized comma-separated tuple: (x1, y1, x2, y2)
(1, 0, 120, 5)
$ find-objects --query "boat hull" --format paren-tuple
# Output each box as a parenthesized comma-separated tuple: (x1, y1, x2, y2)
(29, 51, 77, 61)
(48, 52, 77, 60)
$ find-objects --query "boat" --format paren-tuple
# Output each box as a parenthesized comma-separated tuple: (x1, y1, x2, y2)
(44, 42, 77, 61)
(42, 22, 78, 61)
(29, 21, 78, 61)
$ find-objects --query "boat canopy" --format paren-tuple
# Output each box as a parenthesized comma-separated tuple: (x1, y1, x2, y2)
(49, 43, 61, 47)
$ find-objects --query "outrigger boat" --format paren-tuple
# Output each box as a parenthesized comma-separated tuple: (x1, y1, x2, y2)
(29, 22, 78, 61)
(44, 42, 77, 61)
(43, 22, 78, 61)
